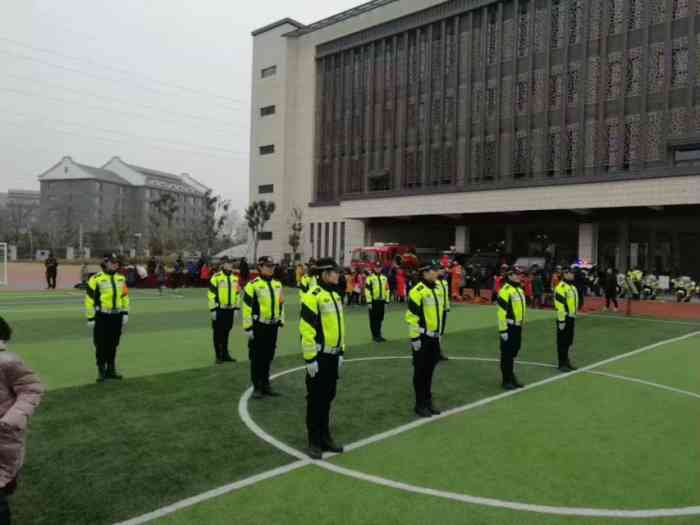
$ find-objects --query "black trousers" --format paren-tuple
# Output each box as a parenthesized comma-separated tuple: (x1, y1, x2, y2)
(212, 309, 234, 360)
(0, 489, 10, 525)
(556, 318, 575, 366)
(412, 336, 441, 408)
(94, 313, 123, 371)
(46, 270, 57, 289)
(605, 292, 618, 309)
(248, 323, 279, 390)
(369, 301, 386, 339)
(500, 325, 522, 384)
(306, 354, 339, 447)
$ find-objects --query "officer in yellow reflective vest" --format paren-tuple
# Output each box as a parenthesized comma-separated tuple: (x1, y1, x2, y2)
(554, 268, 580, 372)
(208, 256, 239, 364)
(365, 264, 390, 343)
(299, 257, 346, 459)
(298, 261, 318, 301)
(85, 254, 130, 383)
(243, 256, 285, 399)
(497, 269, 527, 390)
(406, 262, 446, 418)
(437, 267, 451, 361)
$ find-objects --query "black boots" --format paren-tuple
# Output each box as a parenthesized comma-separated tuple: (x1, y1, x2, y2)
(307, 443, 323, 460)
(415, 406, 433, 418)
(322, 438, 344, 454)
(105, 364, 123, 380)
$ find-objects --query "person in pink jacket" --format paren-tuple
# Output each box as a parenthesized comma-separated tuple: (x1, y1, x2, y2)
(0, 316, 44, 525)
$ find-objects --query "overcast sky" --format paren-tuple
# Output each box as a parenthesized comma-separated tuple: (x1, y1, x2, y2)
(0, 0, 360, 211)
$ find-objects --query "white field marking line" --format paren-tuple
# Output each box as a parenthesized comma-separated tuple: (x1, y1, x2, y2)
(580, 312, 700, 327)
(112, 459, 309, 525)
(588, 370, 700, 400)
(240, 331, 700, 518)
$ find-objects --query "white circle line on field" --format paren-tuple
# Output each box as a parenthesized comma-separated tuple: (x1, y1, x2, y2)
(239, 331, 700, 519)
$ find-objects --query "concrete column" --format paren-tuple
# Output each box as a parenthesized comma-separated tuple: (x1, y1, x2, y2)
(455, 226, 470, 254)
(505, 225, 514, 253)
(616, 220, 630, 271)
(577, 223, 599, 264)
(345, 219, 367, 264)
(648, 226, 657, 272)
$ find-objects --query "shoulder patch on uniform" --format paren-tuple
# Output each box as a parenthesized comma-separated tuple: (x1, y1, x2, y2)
(311, 287, 321, 295)
(415, 283, 425, 291)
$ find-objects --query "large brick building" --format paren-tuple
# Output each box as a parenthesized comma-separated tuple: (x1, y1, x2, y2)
(38, 156, 210, 253)
(250, 0, 700, 276)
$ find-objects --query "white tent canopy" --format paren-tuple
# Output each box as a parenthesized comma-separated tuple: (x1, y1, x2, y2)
(214, 244, 250, 260)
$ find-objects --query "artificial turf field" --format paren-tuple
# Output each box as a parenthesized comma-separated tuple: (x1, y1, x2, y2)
(0, 288, 698, 525)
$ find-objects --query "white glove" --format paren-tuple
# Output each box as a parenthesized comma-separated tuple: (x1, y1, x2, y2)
(410, 339, 422, 351)
(338, 356, 344, 373)
(500, 332, 508, 342)
(306, 360, 319, 378)
(87, 320, 95, 329)
(245, 330, 254, 340)
(558, 322, 566, 331)
(122, 314, 129, 327)
(211, 310, 217, 321)
(368, 302, 373, 310)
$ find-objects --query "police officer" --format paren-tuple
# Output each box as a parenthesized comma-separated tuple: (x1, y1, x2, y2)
(406, 262, 446, 418)
(299, 258, 346, 459)
(208, 256, 239, 364)
(554, 268, 579, 372)
(298, 261, 318, 300)
(85, 254, 130, 383)
(365, 263, 390, 343)
(497, 268, 526, 390)
(437, 267, 451, 361)
(243, 256, 285, 399)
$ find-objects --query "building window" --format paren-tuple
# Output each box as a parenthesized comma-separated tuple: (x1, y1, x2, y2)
(516, 78, 529, 114)
(550, 1, 563, 49)
(547, 127, 561, 175)
(651, 0, 666, 24)
(332, 222, 338, 260)
(567, 68, 579, 106)
(609, 0, 624, 34)
(517, 2, 530, 58)
(566, 125, 579, 173)
(261, 65, 277, 78)
(260, 105, 276, 117)
(629, 0, 643, 30)
(649, 44, 665, 93)
(549, 71, 563, 110)
(623, 115, 640, 167)
(674, 147, 700, 164)
(258, 231, 273, 241)
(513, 132, 529, 178)
(589, 0, 603, 40)
(672, 37, 689, 88)
(672, 0, 689, 20)
(568, 0, 583, 45)
(259, 145, 275, 155)
(606, 53, 623, 100)
(484, 138, 497, 180)
(258, 184, 274, 194)
(626, 49, 642, 96)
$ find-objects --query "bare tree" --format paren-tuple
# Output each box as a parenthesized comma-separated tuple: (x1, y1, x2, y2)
(149, 193, 179, 254)
(109, 202, 131, 253)
(245, 200, 276, 261)
(288, 207, 303, 262)
(192, 190, 231, 255)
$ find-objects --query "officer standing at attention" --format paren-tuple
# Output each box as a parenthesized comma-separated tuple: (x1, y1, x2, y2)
(365, 263, 390, 343)
(406, 262, 445, 418)
(437, 267, 451, 361)
(243, 256, 285, 399)
(85, 254, 130, 383)
(208, 256, 239, 364)
(299, 258, 346, 459)
(497, 268, 527, 390)
(554, 268, 579, 372)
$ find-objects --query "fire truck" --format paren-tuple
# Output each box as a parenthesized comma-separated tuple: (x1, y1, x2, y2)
(350, 243, 419, 272)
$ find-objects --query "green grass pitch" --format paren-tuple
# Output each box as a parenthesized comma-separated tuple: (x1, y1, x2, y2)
(1, 288, 698, 524)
